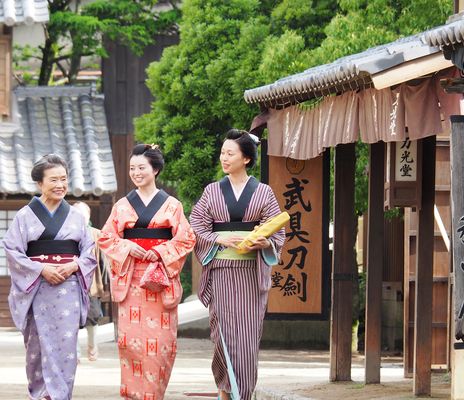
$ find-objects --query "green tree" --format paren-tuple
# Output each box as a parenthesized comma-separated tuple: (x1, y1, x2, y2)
(270, 0, 338, 49)
(309, 0, 452, 67)
(16, 0, 181, 85)
(136, 0, 338, 210)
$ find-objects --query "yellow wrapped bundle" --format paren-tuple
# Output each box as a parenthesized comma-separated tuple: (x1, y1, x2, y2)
(236, 211, 290, 254)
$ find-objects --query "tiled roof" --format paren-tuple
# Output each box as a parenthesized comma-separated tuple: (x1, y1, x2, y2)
(0, 0, 49, 26)
(0, 86, 117, 197)
(422, 16, 464, 48)
(244, 32, 442, 106)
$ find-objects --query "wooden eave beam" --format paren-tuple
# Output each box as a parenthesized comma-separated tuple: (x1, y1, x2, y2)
(371, 53, 453, 90)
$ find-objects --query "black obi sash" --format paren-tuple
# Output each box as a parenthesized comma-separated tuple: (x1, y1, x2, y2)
(213, 176, 260, 232)
(123, 189, 173, 239)
(26, 198, 80, 257)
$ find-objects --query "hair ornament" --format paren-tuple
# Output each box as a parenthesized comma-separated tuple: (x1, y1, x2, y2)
(248, 133, 260, 145)
(149, 143, 159, 150)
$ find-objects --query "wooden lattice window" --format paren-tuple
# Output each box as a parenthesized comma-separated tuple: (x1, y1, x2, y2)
(0, 35, 11, 117)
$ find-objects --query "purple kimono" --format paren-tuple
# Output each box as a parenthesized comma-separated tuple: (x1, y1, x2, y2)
(190, 178, 285, 400)
(2, 198, 96, 400)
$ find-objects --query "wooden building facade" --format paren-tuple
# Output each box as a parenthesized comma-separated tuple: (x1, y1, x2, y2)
(102, 35, 179, 201)
(244, 14, 464, 397)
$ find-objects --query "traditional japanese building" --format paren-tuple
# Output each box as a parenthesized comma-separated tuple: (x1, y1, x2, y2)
(0, 0, 182, 327)
(0, 85, 118, 327)
(244, 14, 464, 397)
(0, 2, 118, 328)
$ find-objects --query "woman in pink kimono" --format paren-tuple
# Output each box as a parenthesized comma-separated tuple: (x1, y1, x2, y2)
(98, 144, 196, 400)
(2, 154, 96, 400)
(190, 129, 285, 400)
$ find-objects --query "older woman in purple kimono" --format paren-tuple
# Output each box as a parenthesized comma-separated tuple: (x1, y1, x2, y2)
(2, 154, 96, 400)
(190, 129, 285, 400)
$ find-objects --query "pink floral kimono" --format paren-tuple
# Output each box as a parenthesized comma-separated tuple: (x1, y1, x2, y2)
(98, 190, 196, 400)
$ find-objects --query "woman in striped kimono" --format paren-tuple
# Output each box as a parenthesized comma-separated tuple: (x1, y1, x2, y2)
(2, 154, 96, 400)
(190, 129, 285, 400)
(98, 144, 196, 400)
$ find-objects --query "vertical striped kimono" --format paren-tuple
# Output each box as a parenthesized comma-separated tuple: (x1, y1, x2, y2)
(98, 190, 196, 400)
(2, 197, 96, 400)
(190, 177, 285, 400)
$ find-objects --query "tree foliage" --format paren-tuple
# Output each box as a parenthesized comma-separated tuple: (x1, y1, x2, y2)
(136, 0, 339, 210)
(309, 0, 452, 66)
(136, 0, 452, 212)
(16, 0, 181, 85)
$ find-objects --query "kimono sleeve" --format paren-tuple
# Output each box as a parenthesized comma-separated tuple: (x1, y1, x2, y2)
(98, 203, 134, 277)
(75, 213, 97, 292)
(152, 200, 196, 278)
(259, 185, 286, 266)
(190, 184, 220, 266)
(2, 211, 44, 293)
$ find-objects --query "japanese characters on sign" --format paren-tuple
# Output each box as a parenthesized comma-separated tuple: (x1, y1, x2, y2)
(271, 177, 311, 303)
(385, 138, 422, 209)
(268, 156, 326, 315)
(395, 138, 417, 181)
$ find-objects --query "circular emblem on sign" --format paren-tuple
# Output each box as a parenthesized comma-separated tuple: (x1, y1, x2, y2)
(286, 158, 305, 175)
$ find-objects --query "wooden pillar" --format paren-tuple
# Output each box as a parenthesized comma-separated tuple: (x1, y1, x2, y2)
(364, 142, 385, 384)
(456, 0, 464, 13)
(110, 133, 135, 201)
(450, 116, 464, 399)
(413, 135, 436, 396)
(330, 143, 356, 381)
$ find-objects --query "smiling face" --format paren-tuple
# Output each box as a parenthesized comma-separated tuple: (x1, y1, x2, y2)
(37, 166, 68, 203)
(129, 154, 157, 189)
(220, 139, 250, 175)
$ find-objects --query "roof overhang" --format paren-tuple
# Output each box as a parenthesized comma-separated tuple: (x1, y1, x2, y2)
(371, 52, 453, 90)
(244, 17, 464, 108)
(0, 0, 49, 26)
(422, 14, 464, 48)
(0, 86, 117, 197)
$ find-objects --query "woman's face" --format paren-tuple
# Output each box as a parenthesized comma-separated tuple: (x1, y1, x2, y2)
(129, 155, 157, 189)
(220, 139, 250, 175)
(37, 166, 68, 202)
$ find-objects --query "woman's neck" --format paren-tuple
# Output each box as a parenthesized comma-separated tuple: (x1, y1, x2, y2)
(136, 182, 158, 202)
(39, 196, 61, 212)
(228, 171, 249, 187)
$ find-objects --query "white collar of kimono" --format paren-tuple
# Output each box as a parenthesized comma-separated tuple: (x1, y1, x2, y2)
(227, 175, 251, 201)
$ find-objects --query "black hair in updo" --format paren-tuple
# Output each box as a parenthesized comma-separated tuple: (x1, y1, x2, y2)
(31, 154, 68, 183)
(130, 144, 164, 177)
(224, 129, 259, 169)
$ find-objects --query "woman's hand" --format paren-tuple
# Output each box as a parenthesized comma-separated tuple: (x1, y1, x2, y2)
(142, 249, 159, 262)
(56, 261, 79, 279)
(129, 243, 147, 259)
(41, 265, 66, 285)
(244, 236, 271, 251)
(216, 236, 244, 249)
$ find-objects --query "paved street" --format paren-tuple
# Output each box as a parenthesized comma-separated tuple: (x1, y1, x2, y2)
(0, 300, 450, 399)
(0, 329, 412, 400)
